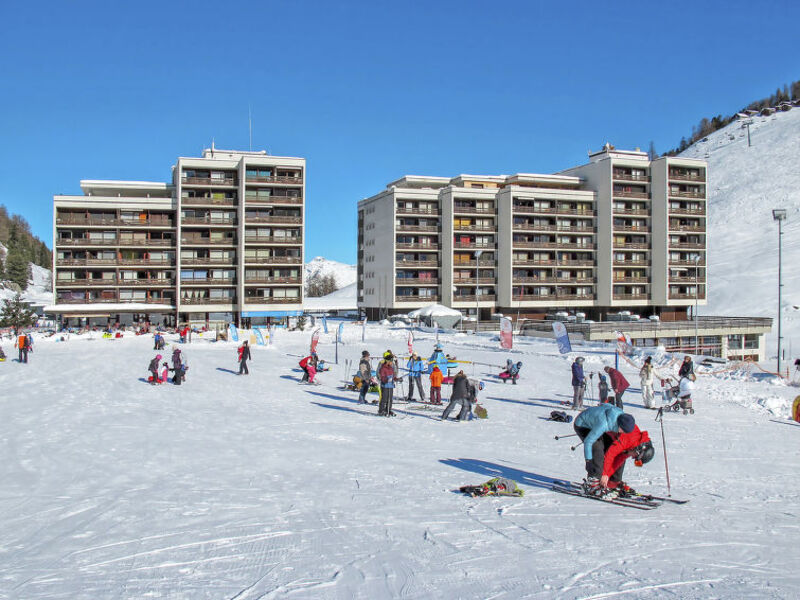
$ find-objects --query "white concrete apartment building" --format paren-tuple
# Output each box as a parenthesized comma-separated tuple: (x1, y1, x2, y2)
(52, 147, 305, 327)
(357, 145, 708, 324)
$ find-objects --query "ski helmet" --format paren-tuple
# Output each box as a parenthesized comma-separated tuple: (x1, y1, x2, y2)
(516, 361, 522, 368)
(383, 350, 393, 359)
(633, 440, 655, 466)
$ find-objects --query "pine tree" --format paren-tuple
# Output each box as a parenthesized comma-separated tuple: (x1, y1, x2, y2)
(0, 293, 38, 335)
(5, 247, 28, 289)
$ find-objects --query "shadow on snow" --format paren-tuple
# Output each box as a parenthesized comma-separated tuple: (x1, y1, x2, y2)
(440, 458, 565, 491)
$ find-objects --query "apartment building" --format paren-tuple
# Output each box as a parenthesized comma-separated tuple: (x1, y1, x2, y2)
(357, 145, 708, 323)
(52, 147, 305, 327)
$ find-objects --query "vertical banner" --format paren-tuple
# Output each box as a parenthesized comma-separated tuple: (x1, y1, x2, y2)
(614, 330, 631, 355)
(407, 330, 414, 355)
(228, 323, 239, 343)
(361, 318, 367, 342)
(336, 322, 344, 345)
(254, 327, 266, 346)
(499, 317, 513, 349)
(552, 321, 572, 354)
(322, 316, 329, 334)
(310, 328, 321, 353)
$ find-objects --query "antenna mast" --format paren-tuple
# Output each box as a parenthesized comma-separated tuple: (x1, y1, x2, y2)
(248, 105, 253, 152)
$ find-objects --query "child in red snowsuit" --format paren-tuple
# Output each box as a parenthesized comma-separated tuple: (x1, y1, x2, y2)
(599, 425, 653, 495)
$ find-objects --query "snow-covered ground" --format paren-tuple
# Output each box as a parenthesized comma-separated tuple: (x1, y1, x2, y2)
(0, 263, 53, 308)
(681, 108, 800, 363)
(305, 257, 357, 289)
(1, 325, 798, 598)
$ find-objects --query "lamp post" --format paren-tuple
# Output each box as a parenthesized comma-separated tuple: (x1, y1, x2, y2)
(693, 254, 700, 355)
(474, 249, 483, 333)
(773, 209, 787, 374)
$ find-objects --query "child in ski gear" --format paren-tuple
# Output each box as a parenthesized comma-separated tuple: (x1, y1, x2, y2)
(148, 354, 163, 384)
(640, 356, 656, 409)
(597, 426, 654, 497)
(571, 357, 586, 409)
(678, 355, 695, 381)
(603, 366, 629, 408)
(299, 352, 318, 383)
(499, 359, 522, 384)
(441, 371, 470, 421)
(357, 350, 372, 404)
(377, 350, 399, 416)
(405, 352, 425, 401)
(238, 341, 251, 375)
(573, 404, 636, 487)
(429, 365, 443, 404)
(597, 373, 609, 403)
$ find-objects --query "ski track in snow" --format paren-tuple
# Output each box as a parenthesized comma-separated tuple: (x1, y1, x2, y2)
(0, 328, 798, 599)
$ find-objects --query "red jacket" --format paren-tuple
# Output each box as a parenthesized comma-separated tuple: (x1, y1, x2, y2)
(606, 367, 630, 394)
(602, 426, 650, 477)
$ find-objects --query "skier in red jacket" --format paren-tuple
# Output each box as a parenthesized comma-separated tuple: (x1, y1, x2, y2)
(603, 366, 630, 408)
(597, 425, 655, 497)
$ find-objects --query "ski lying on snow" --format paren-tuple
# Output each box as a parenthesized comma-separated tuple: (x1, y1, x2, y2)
(551, 482, 661, 510)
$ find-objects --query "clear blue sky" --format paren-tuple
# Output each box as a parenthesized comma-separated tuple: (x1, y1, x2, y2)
(1, 0, 797, 263)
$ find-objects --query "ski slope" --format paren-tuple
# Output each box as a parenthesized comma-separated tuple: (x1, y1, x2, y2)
(681, 108, 800, 364)
(1, 325, 798, 599)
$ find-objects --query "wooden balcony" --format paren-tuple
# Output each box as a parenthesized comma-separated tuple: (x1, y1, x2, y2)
(669, 292, 706, 300)
(118, 259, 173, 266)
(614, 208, 650, 216)
(396, 207, 438, 215)
(181, 176, 236, 186)
(57, 217, 174, 227)
(56, 297, 174, 304)
(669, 276, 704, 284)
(245, 195, 303, 205)
(452, 259, 495, 267)
(396, 277, 440, 285)
(181, 197, 236, 206)
(245, 175, 303, 184)
(453, 206, 494, 215)
(244, 256, 303, 265)
(613, 225, 650, 232)
(181, 278, 235, 286)
(395, 295, 440, 302)
(57, 238, 117, 246)
(244, 276, 302, 284)
(613, 294, 651, 300)
(244, 296, 301, 304)
(397, 243, 439, 250)
(398, 224, 440, 232)
(57, 258, 116, 266)
(453, 242, 493, 250)
(613, 260, 649, 266)
(118, 239, 174, 247)
(513, 206, 595, 216)
(513, 241, 595, 250)
(396, 260, 439, 267)
(669, 207, 706, 216)
(57, 278, 116, 286)
(452, 294, 497, 302)
(612, 277, 650, 284)
(669, 259, 706, 267)
(612, 191, 649, 199)
(668, 190, 705, 199)
(119, 279, 175, 286)
(516, 293, 594, 301)
(669, 172, 705, 182)
(452, 278, 495, 285)
(669, 242, 705, 249)
(613, 173, 650, 182)
(245, 236, 302, 245)
(182, 217, 237, 226)
(514, 277, 594, 284)
(180, 297, 235, 305)
(180, 258, 235, 266)
(244, 215, 303, 225)
(613, 243, 650, 250)
(669, 224, 706, 232)
(181, 238, 237, 246)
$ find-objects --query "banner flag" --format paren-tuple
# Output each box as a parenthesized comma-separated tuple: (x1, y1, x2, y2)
(552, 321, 572, 354)
(228, 323, 239, 343)
(311, 328, 321, 353)
(499, 317, 513, 349)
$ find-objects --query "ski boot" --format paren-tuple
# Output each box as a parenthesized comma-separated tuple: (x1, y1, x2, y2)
(582, 477, 601, 495)
(616, 482, 637, 498)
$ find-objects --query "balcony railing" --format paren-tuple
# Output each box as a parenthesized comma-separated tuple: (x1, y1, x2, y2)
(244, 256, 303, 265)
(453, 278, 495, 285)
(244, 215, 303, 224)
(669, 276, 704, 284)
(514, 277, 595, 284)
(613, 243, 650, 250)
(452, 259, 495, 267)
(181, 196, 236, 206)
(453, 206, 494, 215)
(452, 294, 497, 302)
(668, 190, 705, 199)
(181, 238, 237, 245)
(613, 225, 650, 232)
(119, 239, 174, 247)
(513, 241, 595, 250)
(513, 206, 595, 216)
(56, 258, 115, 266)
(668, 292, 707, 300)
(669, 259, 706, 267)
(395, 295, 440, 302)
(614, 208, 650, 216)
(669, 207, 706, 216)
(669, 172, 705, 182)
(180, 297, 235, 305)
(613, 294, 651, 300)
(613, 173, 650, 182)
(244, 276, 302, 284)
(181, 278, 235, 285)
(398, 224, 440, 232)
(245, 236, 303, 245)
(516, 293, 595, 301)
(396, 277, 440, 285)
(397, 243, 439, 250)
(244, 296, 301, 304)
(57, 217, 175, 227)
(613, 277, 650, 284)
(118, 259, 173, 266)
(396, 207, 438, 215)
(57, 238, 117, 246)
(669, 242, 705, 249)
(613, 260, 649, 266)
(396, 260, 439, 267)
(56, 297, 174, 304)
(119, 279, 175, 286)
(181, 176, 236, 186)
(453, 242, 493, 249)
(180, 258, 236, 266)
(245, 195, 303, 205)
(57, 278, 116, 286)
(612, 191, 649, 199)
(453, 224, 494, 232)
(181, 217, 237, 225)
(245, 175, 303, 184)
(669, 224, 705, 232)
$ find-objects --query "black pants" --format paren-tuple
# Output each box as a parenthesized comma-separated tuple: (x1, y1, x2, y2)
(573, 425, 625, 483)
(239, 359, 249, 375)
(301, 367, 309, 382)
(378, 387, 394, 416)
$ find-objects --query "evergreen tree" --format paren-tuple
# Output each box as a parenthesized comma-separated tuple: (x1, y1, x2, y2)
(5, 247, 29, 289)
(0, 293, 38, 335)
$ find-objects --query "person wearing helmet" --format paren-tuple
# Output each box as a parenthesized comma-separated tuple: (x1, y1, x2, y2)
(377, 350, 399, 416)
(148, 354, 163, 384)
(405, 352, 425, 402)
(571, 357, 586, 409)
(598, 424, 655, 498)
(573, 404, 637, 494)
(357, 350, 372, 404)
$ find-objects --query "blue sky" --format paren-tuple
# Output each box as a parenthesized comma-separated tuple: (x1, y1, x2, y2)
(1, 0, 797, 264)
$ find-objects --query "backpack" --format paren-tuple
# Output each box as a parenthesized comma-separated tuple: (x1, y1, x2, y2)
(549, 410, 573, 423)
(459, 478, 524, 497)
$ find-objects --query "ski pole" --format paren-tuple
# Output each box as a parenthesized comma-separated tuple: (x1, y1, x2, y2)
(554, 433, 578, 440)
(655, 407, 672, 497)
(570, 441, 584, 452)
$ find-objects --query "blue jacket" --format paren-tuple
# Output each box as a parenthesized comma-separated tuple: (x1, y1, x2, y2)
(574, 404, 624, 460)
(407, 357, 425, 376)
(571, 362, 584, 386)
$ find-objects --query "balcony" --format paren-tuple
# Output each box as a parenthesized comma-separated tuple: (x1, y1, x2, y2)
(182, 216, 237, 226)
(669, 292, 706, 300)
(516, 293, 594, 301)
(56, 258, 116, 266)
(396, 206, 438, 215)
(57, 278, 116, 287)
(452, 259, 495, 267)
(396, 277, 440, 285)
(669, 206, 706, 216)
(453, 224, 494, 232)
(181, 238, 237, 246)
(245, 236, 302, 245)
(668, 190, 705, 199)
(613, 277, 650, 284)
(396, 260, 439, 267)
(245, 175, 303, 185)
(613, 259, 649, 266)
(244, 256, 303, 265)
(669, 224, 706, 232)
(118, 258, 173, 266)
(398, 224, 440, 232)
(245, 195, 303, 205)
(669, 259, 706, 267)
(670, 276, 704, 284)
(613, 172, 650, 182)
(613, 225, 650, 232)
(669, 172, 705, 182)
(452, 294, 497, 302)
(397, 243, 439, 250)
(514, 277, 594, 284)
(669, 241, 705, 250)
(453, 206, 494, 215)
(614, 208, 650, 216)
(244, 215, 303, 225)
(181, 278, 236, 286)
(513, 206, 595, 216)
(180, 297, 235, 305)
(395, 295, 440, 302)
(56, 297, 174, 305)
(244, 296, 301, 304)
(513, 241, 595, 250)
(612, 191, 649, 199)
(613, 294, 651, 300)
(180, 257, 235, 266)
(181, 176, 236, 186)
(181, 196, 236, 206)
(453, 242, 493, 250)
(613, 242, 650, 250)
(119, 279, 175, 286)
(57, 238, 117, 246)
(244, 276, 302, 284)
(118, 239, 174, 247)
(453, 278, 495, 285)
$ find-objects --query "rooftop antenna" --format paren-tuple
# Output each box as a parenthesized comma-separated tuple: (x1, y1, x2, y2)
(248, 104, 253, 152)
(211, 138, 215, 157)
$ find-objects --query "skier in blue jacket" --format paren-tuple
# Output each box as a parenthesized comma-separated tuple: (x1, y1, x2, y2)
(573, 404, 636, 486)
(571, 357, 586, 409)
(405, 352, 426, 401)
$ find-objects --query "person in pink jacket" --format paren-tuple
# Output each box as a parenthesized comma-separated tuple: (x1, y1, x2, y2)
(603, 366, 630, 408)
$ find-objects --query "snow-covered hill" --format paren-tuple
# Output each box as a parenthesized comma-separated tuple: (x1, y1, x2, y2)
(305, 256, 357, 289)
(680, 108, 800, 365)
(0, 241, 53, 307)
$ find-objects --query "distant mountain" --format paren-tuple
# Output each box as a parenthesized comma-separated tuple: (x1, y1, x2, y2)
(304, 257, 357, 289)
(680, 107, 800, 359)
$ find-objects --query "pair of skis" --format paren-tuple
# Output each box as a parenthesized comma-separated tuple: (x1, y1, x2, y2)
(551, 480, 688, 510)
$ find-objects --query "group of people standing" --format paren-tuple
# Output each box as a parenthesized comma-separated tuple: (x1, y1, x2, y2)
(148, 347, 187, 385)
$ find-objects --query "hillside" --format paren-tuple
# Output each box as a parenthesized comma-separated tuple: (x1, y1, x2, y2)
(304, 256, 357, 289)
(680, 108, 800, 364)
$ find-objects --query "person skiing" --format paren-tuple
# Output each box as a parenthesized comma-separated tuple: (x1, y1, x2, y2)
(597, 423, 655, 498)
(640, 356, 656, 409)
(238, 340, 251, 375)
(571, 357, 586, 409)
(405, 352, 425, 402)
(573, 403, 637, 495)
(171, 348, 186, 385)
(603, 365, 629, 408)
(357, 350, 372, 404)
(678, 355, 695, 381)
(441, 370, 470, 421)
(429, 365, 443, 405)
(377, 350, 399, 417)
(299, 352, 319, 384)
(597, 372, 610, 404)
(148, 354, 163, 384)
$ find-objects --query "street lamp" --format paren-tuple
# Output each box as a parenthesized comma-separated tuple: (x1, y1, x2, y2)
(773, 208, 787, 374)
(474, 249, 483, 333)
(693, 254, 700, 354)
